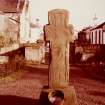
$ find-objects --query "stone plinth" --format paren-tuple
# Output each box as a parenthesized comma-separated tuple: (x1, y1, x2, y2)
(39, 86, 77, 105)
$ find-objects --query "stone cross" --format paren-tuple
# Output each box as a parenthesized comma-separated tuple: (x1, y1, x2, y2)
(44, 9, 74, 88)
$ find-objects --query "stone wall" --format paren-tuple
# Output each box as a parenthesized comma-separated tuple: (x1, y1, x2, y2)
(25, 43, 45, 64)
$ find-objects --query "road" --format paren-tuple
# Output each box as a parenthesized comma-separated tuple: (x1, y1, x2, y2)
(0, 64, 105, 105)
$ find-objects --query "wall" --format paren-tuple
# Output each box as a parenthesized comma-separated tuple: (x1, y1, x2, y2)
(25, 44, 44, 64)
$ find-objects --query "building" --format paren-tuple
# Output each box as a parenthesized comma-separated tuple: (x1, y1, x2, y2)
(0, 0, 30, 64)
(78, 26, 92, 45)
(86, 22, 105, 44)
(78, 22, 105, 45)
(77, 22, 105, 62)
(0, 0, 30, 45)
(78, 30, 87, 45)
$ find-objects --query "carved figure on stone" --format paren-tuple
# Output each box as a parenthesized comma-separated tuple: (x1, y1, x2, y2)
(44, 9, 74, 88)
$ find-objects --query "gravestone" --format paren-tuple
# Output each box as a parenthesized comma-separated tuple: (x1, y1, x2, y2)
(39, 9, 77, 105)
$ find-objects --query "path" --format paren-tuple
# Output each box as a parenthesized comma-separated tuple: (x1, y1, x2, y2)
(0, 65, 105, 105)
(70, 65, 105, 105)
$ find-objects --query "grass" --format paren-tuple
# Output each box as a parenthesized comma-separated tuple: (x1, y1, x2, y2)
(0, 70, 26, 84)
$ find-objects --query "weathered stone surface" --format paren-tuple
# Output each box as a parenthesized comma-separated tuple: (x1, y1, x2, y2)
(44, 9, 74, 88)
(39, 86, 77, 105)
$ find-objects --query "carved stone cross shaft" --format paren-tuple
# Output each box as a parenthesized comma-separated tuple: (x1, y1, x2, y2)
(44, 9, 74, 88)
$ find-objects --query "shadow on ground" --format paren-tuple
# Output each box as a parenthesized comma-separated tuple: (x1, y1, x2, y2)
(0, 95, 39, 105)
(88, 90, 105, 97)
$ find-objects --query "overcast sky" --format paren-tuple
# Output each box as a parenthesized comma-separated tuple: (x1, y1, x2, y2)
(29, 0, 105, 30)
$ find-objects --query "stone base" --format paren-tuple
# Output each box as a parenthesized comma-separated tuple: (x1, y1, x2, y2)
(39, 86, 77, 105)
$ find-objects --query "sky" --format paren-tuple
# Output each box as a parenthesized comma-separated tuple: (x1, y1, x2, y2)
(29, 0, 105, 31)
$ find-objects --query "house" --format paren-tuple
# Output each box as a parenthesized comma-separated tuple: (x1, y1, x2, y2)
(78, 26, 92, 45)
(78, 22, 105, 45)
(78, 22, 105, 46)
(87, 22, 105, 44)
(0, 0, 32, 55)
(77, 22, 105, 62)
(0, 0, 31, 66)
(0, 0, 30, 44)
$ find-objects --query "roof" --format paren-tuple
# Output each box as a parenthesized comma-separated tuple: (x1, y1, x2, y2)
(0, 0, 25, 13)
(82, 26, 92, 31)
(0, 46, 25, 56)
(91, 22, 105, 30)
